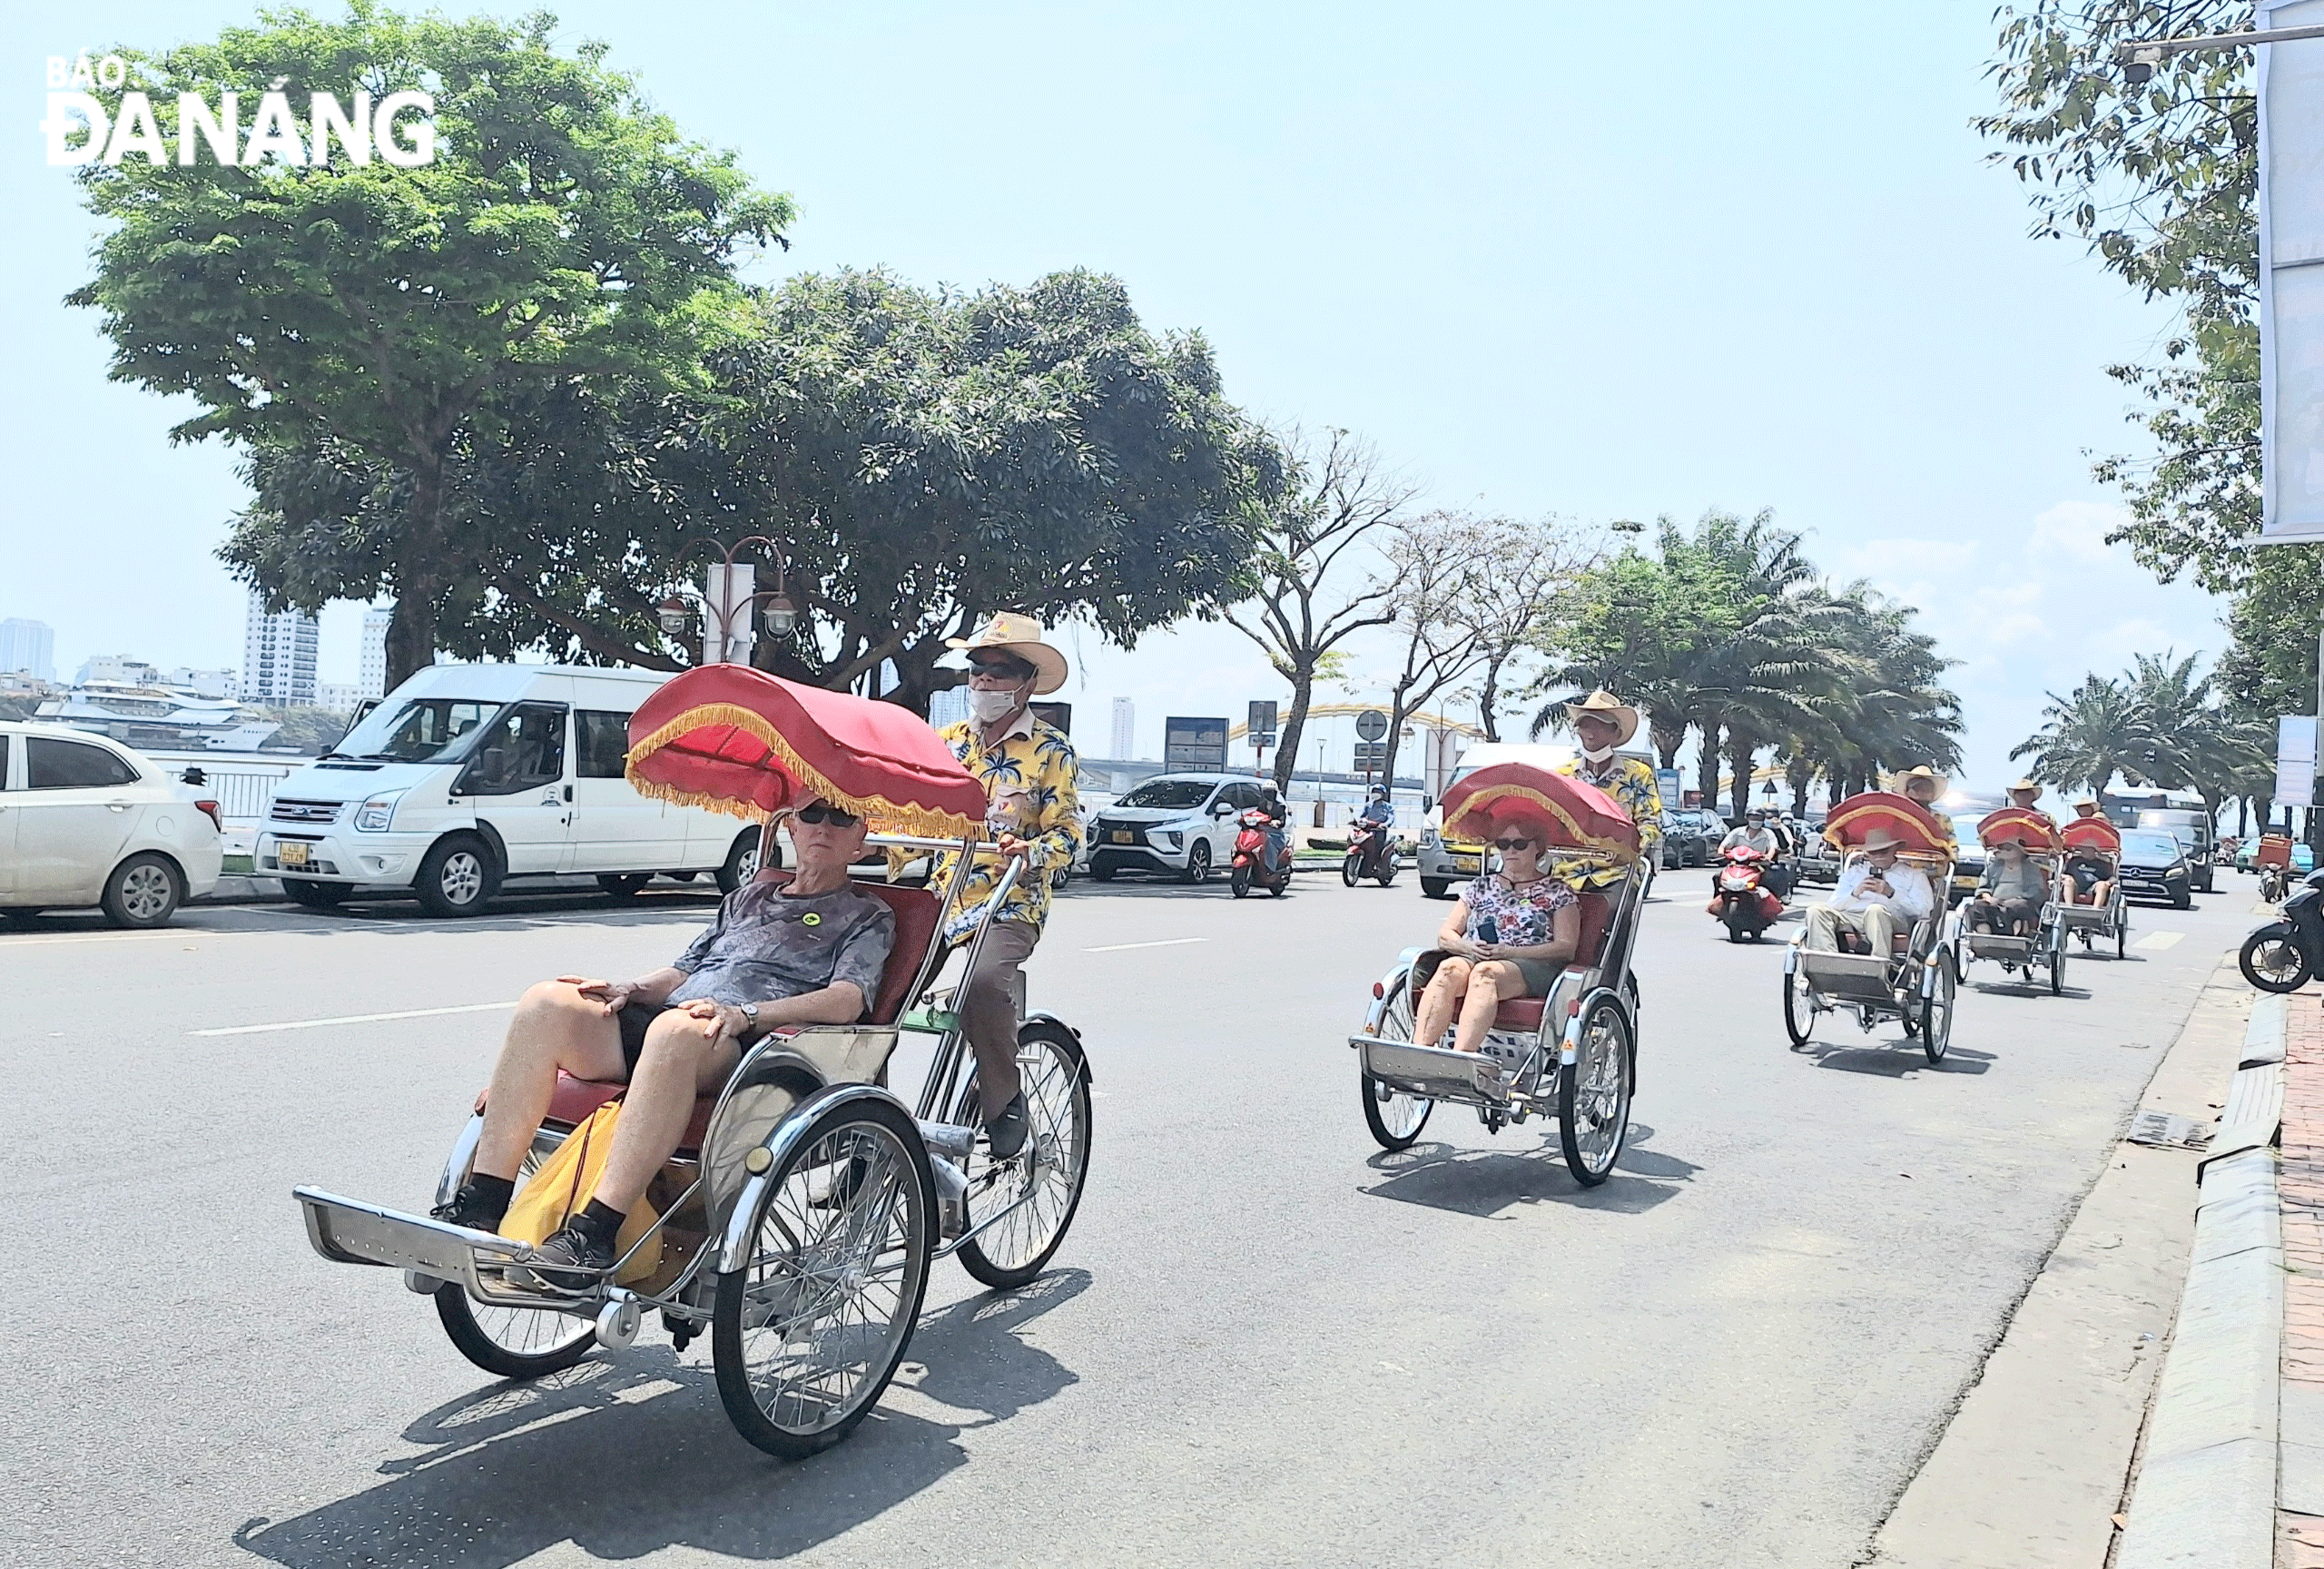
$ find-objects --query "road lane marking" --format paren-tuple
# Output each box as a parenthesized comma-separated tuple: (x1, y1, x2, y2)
(190, 1001, 517, 1037)
(2133, 931, 2186, 951)
(0, 929, 246, 949)
(1084, 937, 1210, 952)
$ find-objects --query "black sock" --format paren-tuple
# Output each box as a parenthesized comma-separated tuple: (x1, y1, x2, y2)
(463, 1172, 515, 1225)
(573, 1198, 625, 1243)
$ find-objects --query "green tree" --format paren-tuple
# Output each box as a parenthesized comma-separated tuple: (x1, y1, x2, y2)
(2013, 674, 2141, 796)
(70, 5, 791, 689)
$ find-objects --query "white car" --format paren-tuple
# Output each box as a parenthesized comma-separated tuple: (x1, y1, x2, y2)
(1086, 774, 1265, 883)
(0, 723, 224, 928)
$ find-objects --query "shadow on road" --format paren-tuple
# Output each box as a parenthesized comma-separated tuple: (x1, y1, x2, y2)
(232, 1269, 1088, 1567)
(1792, 1040, 1996, 1077)
(1355, 1123, 1695, 1219)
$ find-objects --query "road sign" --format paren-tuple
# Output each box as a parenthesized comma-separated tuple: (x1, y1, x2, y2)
(1354, 740, 1388, 770)
(1165, 715, 1230, 771)
(1248, 699, 1276, 737)
(1355, 708, 1388, 742)
(2278, 715, 2318, 808)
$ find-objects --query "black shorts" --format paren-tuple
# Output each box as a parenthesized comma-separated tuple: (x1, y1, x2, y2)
(615, 1002, 680, 1073)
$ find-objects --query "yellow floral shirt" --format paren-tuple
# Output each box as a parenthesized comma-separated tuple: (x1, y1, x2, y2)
(925, 713, 1082, 945)
(1552, 755, 1663, 888)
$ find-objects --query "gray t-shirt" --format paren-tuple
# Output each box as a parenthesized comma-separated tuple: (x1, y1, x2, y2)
(665, 881, 896, 1019)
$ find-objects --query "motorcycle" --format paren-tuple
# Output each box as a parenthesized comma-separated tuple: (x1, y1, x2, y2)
(1707, 844, 1784, 942)
(2263, 863, 2291, 903)
(1343, 815, 1398, 887)
(1231, 807, 1292, 899)
(2240, 867, 2324, 992)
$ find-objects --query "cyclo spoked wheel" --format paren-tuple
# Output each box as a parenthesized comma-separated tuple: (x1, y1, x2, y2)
(1559, 997, 1633, 1186)
(436, 1142, 597, 1379)
(951, 1018, 1095, 1290)
(2049, 929, 2067, 996)
(1920, 958, 1955, 1064)
(712, 1095, 935, 1460)
(1781, 962, 1812, 1048)
(1360, 979, 1433, 1151)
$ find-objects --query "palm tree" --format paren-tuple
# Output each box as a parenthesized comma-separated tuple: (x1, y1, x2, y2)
(2013, 676, 2139, 796)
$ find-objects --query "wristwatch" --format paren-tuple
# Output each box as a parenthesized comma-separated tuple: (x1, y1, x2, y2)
(740, 1002, 760, 1031)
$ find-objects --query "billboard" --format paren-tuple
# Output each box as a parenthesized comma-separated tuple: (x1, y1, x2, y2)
(1164, 715, 1228, 771)
(2259, 1, 2324, 540)
(2279, 715, 2319, 808)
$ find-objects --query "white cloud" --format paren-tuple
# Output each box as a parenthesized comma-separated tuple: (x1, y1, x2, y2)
(2028, 499, 2124, 565)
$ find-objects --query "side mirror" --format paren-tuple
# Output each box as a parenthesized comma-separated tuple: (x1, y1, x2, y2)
(1423, 795, 1435, 814)
(1212, 800, 1236, 817)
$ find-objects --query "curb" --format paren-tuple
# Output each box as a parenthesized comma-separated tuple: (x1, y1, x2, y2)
(192, 874, 286, 905)
(2115, 993, 2289, 1569)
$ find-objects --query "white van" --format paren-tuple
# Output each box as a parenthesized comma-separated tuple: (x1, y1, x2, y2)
(256, 665, 771, 916)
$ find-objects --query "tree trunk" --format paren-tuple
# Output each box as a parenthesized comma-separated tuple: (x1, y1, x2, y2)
(384, 593, 436, 694)
(1273, 661, 1315, 794)
(1726, 732, 1757, 821)
(1649, 718, 1684, 770)
(1475, 652, 1505, 743)
(1694, 717, 1721, 811)
(384, 462, 449, 693)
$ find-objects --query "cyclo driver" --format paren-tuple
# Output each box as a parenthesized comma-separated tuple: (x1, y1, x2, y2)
(914, 613, 1083, 1159)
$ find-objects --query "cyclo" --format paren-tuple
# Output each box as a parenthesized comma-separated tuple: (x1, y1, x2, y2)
(1781, 791, 1960, 1064)
(1348, 763, 1644, 1187)
(293, 666, 1094, 1459)
(2055, 812, 2130, 960)
(1955, 807, 2071, 995)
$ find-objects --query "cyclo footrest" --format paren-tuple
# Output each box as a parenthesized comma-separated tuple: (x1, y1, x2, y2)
(295, 1186, 527, 1289)
(1352, 1035, 1527, 1101)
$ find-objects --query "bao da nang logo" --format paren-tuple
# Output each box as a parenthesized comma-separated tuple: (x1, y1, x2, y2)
(41, 54, 437, 166)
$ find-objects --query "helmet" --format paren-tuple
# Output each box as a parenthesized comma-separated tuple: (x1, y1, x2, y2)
(1369, 784, 1388, 800)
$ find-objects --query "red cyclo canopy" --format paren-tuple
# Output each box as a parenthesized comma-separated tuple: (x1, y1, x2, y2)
(1823, 791, 1951, 854)
(2061, 816, 2122, 853)
(1441, 763, 1641, 861)
(1978, 806, 2063, 853)
(625, 665, 989, 839)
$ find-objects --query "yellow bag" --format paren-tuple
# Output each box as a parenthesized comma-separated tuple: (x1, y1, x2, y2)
(499, 1100, 662, 1286)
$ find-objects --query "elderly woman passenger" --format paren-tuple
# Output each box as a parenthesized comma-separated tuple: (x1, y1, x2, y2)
(1411, 807, 1581, 1061)
(1968, 837, 2048, 936)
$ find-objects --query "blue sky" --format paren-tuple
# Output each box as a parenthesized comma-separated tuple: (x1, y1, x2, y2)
(0, 1, 2225, 786)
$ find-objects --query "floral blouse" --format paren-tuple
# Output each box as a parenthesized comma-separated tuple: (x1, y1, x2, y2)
(1462, 872, 1578, 948)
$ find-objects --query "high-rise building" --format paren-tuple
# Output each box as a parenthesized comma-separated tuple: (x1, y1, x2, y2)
(243, 592, 320, 707)
(358, 606, 392, 699)
(1110, 696, 1135, 759)
(0, 618, 54, 680)
(927, 684, 970, 730)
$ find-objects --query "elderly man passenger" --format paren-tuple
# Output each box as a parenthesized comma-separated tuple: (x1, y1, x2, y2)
(1803, 826, 1935, 960)
(432, 796, 895, 1287)
(1412, 808, 1581, 1069)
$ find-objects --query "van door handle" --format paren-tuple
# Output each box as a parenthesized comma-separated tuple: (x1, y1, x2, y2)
(564, 784, 574, 803)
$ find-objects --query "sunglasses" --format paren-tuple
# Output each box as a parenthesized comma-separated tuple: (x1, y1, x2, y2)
(968, 659, 1034, 682)
(794, 803, 862, 827)
(1491, 836, 1534, 851)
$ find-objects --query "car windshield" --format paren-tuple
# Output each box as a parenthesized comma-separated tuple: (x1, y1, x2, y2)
(1953, 815, 1984, 844)
(2122, 830, 2181, 860)
(1117, 779, 1216, 810)
(330, 697, 506, 765)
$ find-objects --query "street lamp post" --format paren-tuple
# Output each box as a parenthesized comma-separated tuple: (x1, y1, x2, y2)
(655, 536, 800, 666)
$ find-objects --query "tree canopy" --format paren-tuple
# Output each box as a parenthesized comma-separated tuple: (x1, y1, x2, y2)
(69, 4, 791, 687)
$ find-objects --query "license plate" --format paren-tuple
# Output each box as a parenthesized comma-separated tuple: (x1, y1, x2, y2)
(1453, 855, 1482, 873)
(1111, 830, 1134, 844)
(278, 842, 310, 869)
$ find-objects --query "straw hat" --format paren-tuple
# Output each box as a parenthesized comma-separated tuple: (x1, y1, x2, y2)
(2072, 794, 2100, 813)
(1888, 764, 1948, 797)
(1563, 688, 1640, 746)
(947, 611, 1068, 696)
(2007, 777, 2041, 795)
(1860, 826, 1907, 852)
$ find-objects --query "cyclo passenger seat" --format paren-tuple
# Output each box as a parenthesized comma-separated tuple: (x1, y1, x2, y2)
(1439, 888, 1614, 1032)
(532, 873, 943, 1157)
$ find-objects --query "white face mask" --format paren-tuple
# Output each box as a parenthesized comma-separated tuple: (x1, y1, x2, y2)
(1580, 743, 1616, 765)
(970, 688, 1022, 725)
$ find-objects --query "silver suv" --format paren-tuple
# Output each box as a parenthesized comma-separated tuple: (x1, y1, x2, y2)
(1087, 774, 1263, 883)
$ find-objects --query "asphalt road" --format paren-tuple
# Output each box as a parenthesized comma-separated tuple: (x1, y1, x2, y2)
(0, 865, 2262, 1567)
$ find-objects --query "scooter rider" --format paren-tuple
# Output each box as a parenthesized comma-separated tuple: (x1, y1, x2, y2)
(1258, 782, 1293, 875)
(1721, 808, 1791, 899)
(1350, 785, 1394, 875)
